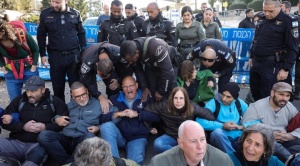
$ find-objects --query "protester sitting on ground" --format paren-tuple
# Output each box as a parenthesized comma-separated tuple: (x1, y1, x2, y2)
(71, 137, 138, 166)
(201, 8, 222, 40)
(0, 75, 68, 166)
(197, 82, 248, 153)
(143, 87, 215, 153)
(177, 60, 215, 107)
(38, 81, 118, 165)
(242, 82, 300, 162)
(175, 6, 205, 58)
(149, 120, 234, 166)
(286, 153, 300, 166)
(0, 17, 39, 101)
(100, 76, 161, 164)
(227, 123, 284, 166)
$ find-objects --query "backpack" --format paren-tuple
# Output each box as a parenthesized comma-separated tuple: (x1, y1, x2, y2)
(2, 24, 33, 79)
(18, 95, 55, 113)
(213, 98, 243, 120)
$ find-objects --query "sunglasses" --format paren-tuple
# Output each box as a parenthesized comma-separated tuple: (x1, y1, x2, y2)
(200, 57, 215, 62)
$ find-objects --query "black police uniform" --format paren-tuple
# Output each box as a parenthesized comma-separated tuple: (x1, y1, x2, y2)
(195, 12, 204, 22)
(37, 6, 86, 101)
(250, 11, 298, 101)
(141, 12, 177, 47)
(128, 13, 145, 35)
(213, 16, 222, 28)
(292, 12, 300, 99)
(127, 37, 176, 98)
(189, 39, 236, 93)
(97, 15, 139, 46)
(79, 42, 131, 98)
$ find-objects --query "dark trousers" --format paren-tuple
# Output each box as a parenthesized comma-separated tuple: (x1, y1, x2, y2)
(294, 58, 300, 89)
(48, 51, 80, 101)
(274, 138, 300, 162)
(38, 130, 95, 165)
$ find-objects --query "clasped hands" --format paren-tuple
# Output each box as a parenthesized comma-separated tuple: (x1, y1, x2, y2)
(23, 120, 46, 133)
(116, 109, 139, 118)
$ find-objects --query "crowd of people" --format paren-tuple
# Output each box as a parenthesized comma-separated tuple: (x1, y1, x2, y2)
(1, 0, 300, 165)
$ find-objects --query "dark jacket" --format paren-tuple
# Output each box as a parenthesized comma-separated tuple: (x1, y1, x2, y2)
(132, 37, 175, 96)
(195, 12, 204, 22)
(37, 6, 86, 57)
(128, 13, 145, 35)
(190, 39, 236, 77)
(141, 12, 177, 47)
(213, 16, 222, 28)
(63, 96, 117, 138)
(238, 17, 255, 28)
(97, 16, 139, 46)
(79, 42, 131, 98)
(144, 100, 215, 139)
(110, 89, 160, 141)
(2, 89, 68, 142)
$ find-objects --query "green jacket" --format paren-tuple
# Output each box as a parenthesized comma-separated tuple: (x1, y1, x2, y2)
(201, 20, 222, 40)
(177, 69, 215, 103)
(0, 31, 39, 72)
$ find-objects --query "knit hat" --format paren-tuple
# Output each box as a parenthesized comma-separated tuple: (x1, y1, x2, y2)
(222, 82, 240, 99)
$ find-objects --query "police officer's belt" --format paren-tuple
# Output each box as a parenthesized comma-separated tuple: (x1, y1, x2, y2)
(48, 48, 79, 56)
(178, 43, 195, 48)
(254, 56, 276, 61)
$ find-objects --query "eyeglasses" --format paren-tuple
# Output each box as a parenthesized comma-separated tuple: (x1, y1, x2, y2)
(61, 14, 65, 25)
(200, 57, 215, 62)
(73, 92, 88, 100)
(122, 82, 136, 90)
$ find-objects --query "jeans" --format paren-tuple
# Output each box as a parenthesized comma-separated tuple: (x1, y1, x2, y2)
(100, 122, 148, 164)
(274, 138, 300, 163)
(0, 138, 46, 166)
(210, 128, 236, 153)
(38, 130, 95, 165)
(154, 134, 177, 153)
(5, 69, 39, 101)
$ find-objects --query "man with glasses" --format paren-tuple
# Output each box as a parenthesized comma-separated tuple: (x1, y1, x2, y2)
(37, 0, 86, 101)
(100, 75, 160, 164)
(195, 2, 208, 22)
(80, 42, 131, 113)
(38, 81, 118, 165)
(188, 38, 236, 93)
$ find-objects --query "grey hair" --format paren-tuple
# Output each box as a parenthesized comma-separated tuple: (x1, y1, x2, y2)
(97, 59, 114, 76)
(74, 137, 113, 166)
(70, 81, 85, 91)
(178, 120, 201, 139)
(238, 124, 275, 159)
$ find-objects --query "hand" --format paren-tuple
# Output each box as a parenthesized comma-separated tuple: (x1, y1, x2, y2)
(150, 128, 158, 134)
(33, 122, 46, 133)
(277, 69, 289, 81)
(23, 120, 36, 132)
(222, 122, 238, 130)
(141, 88, 151, 102)
(0, 66, 7, 74)
(155, 91, 163, 102)
(124, 109, 139, 118)
(87, 126, 99, 134)
(108, 79, 119, 90)
(30, 65, 37, 72)
(98, 95, 112, 114)
(41, 56, 49, 67)
(275, 131, 295, 142)
(236, 125, 244, 130)
(207, 81, 214, 88)
(55, 116, 70, 126)
(213, 74, 220, 78)
(248, 58, 253, 68)
(2, 115, 13, 124)
(113, 111, 127, 119)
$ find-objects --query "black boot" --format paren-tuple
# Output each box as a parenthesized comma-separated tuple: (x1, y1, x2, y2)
(294, 87, 300, 100)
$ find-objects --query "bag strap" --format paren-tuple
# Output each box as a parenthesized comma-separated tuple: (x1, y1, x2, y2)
(214, 98, 242, 120)
(213, 99, 221, 118)
(18, 95, 55, 113)
(142, 36, 156, 61)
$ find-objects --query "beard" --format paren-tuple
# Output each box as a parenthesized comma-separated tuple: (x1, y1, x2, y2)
(272, 95, 288, 108)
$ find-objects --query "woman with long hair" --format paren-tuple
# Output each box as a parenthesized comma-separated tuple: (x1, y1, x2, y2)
(144, 87, 215, 153)
(0, 19, 39, 100)
(175, 6, 206, 58)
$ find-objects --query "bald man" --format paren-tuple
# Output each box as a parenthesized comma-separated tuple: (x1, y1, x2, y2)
(149, 120, 233, 166)
(189, 39, 236, 93)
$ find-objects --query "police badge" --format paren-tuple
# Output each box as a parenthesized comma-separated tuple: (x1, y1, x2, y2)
(292, 28, 299, 38)
(81, 63, 91, 74)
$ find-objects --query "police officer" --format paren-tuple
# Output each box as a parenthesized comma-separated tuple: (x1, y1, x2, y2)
(189, 39, 236, 93)
(141, 2, 177, 47)
(97, 0, 139, 46)
(120, 37, 177, 102)
(37, 0, 86, 101)
(248, 0, 298, 101)
(125, 3, 145, 35)
(80, 42, 132, 113)
(195, 2, 208, 22)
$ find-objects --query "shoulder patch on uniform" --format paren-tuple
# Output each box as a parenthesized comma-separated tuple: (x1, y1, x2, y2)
(292, 21, 299, 28)
(288, 14, 295, 19)
(156, 45, 163, 56)
(81, 63, 91, 74)
(292, 28, 299, 38)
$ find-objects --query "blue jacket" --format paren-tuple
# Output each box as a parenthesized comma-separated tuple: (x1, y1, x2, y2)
(228, 152, 284, 166)
(196, 94, 248, 140)
(110, 89, 161, 141)
(62, 96, 118, 138)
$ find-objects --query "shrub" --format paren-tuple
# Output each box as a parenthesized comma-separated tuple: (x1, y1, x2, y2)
(19, 13, 39, 23)
(247, 0, 263, 12)
(228, 3, 247, 10)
